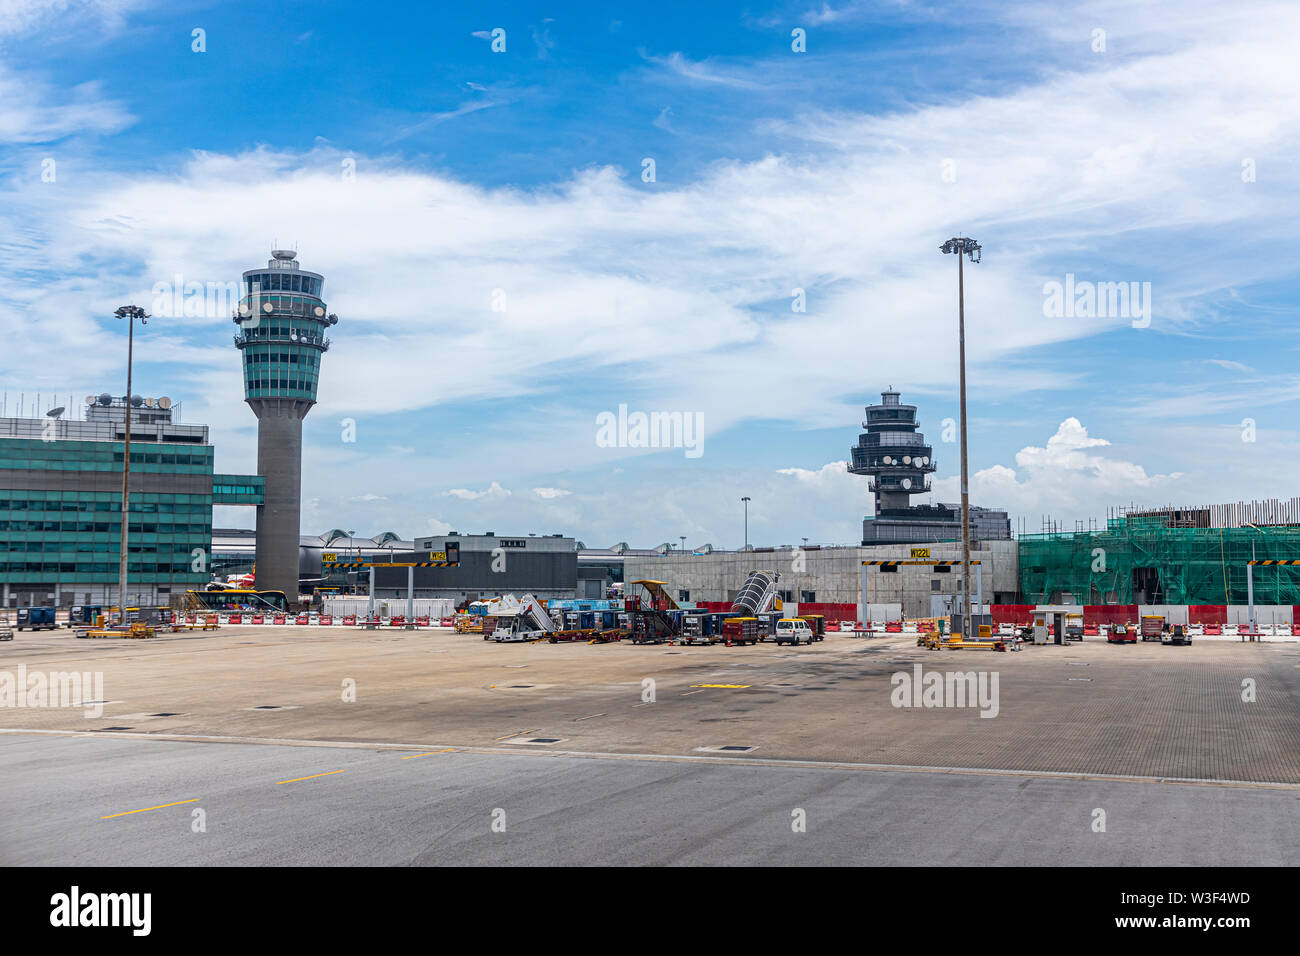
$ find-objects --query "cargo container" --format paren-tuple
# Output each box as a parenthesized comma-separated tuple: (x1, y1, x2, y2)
(16, 606, 56, 631)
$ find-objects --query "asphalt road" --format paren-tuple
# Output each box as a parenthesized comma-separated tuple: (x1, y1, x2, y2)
(2, 734, 1295, 866)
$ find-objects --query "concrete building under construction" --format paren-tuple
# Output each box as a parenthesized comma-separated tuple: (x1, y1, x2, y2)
(1019, 500, 1300, 606)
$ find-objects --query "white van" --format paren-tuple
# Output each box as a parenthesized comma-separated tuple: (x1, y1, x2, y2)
(775, 618, 814, 646)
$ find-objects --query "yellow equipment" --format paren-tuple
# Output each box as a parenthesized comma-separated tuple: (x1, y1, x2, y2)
(83, 622, 156, 640)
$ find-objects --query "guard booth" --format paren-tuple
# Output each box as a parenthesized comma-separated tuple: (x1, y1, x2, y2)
(950, 612, 992, 638)
(1030, 605, 1079, 645)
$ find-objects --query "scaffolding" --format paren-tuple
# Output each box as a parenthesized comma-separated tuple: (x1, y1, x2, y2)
(1018, 513, 1300, 606)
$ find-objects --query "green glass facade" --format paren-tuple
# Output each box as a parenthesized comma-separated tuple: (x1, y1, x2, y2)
(213, 473, 265, 505)
(233, 267, 332, 402)
(0, 417, 262, 607)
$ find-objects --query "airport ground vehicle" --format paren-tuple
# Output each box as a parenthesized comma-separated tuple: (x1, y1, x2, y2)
(66, 605, 104, 627)
(1139, 615, 1164, 642)
(488, 594, 559, 642)
(186, 588, 289, 613)
(1162, 623, 1193, 646)
(774, 618, 814, 645)
(797, 614, 826, 641)
(720, 616, 759, 645)
(1107, 623, 1137, 644)
(15, 607, 56, 631)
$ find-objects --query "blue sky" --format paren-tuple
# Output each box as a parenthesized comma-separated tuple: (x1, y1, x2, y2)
(2, 0, 1299, 547)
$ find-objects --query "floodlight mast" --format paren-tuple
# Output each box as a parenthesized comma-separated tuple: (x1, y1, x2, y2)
(939, 238, 980, 629)
(113, 304, 150, 624)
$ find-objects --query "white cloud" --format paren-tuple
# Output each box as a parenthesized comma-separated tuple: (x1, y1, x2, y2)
(443, 482, 511, 501)
(4, 0, 1300, 545)
(0, 66, 133, 142)
(931, 418, 1185, 521)
(533, 487, 572, 499)
(0, 0, 142, 38)
(777, 460, 855, 490)
(645, 52, 766, 89)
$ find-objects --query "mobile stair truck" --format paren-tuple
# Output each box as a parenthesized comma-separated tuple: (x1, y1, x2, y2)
(489, 594, 560, 643)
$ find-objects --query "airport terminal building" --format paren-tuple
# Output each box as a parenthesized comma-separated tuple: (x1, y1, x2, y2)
(0, 397, 262, 608)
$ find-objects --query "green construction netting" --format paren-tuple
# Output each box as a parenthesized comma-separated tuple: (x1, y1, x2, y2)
(1018, 517, 1300, 605)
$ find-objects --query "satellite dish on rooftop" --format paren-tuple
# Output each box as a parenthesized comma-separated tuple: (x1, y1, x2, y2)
(84, 396, 95, 406)
(314, 306, 325, 317)
(46, 407, 65, 418)
(130, 395, 143, 407)
(97, 394, 112, 406)
(144, 397, 156, 408)
(158, 396, 172, 409)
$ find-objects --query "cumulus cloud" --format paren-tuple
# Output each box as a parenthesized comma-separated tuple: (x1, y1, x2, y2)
(932, 418, 1185, 520)
(443, 482, 511, 501)
(4, 0, 1299, 543)
(533, 487, 572, 499)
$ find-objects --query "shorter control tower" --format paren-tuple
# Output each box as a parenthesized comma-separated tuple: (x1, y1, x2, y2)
(848, 389, 1008, 546)
(848, 390, 935, 512)
(233, 250, 338, 599)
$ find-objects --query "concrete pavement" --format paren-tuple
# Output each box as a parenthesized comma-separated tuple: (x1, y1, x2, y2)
(1, 734, 1294, 866)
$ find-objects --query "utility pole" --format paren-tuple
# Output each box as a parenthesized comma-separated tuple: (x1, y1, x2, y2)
(940, 238, 980, 629)
(741, 496, 751, 551)
(113, 305, 150, 624)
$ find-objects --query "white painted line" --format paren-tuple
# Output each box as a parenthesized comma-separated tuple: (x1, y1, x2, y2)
(2, 728, 1295, 791)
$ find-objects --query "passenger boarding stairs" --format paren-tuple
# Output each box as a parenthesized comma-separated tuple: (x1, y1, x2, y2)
(731, 570, 780, 615)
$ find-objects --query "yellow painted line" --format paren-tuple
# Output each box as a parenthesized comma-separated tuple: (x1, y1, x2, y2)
(573, 713, 606, 721)
(275, 769, 345, 785)
(496, 728, 540, 741)
(690, 683, 751, 689)
(101, 797, 199, 820)
(401, 748, 455, 760)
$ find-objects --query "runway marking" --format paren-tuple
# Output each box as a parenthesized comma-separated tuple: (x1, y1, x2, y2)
(401, 749, 455, 760)
(690, 683, 751, 689)
(573, 713, 606, 721)
(275, 769, 345, 785)
(101, 797, 199, 819)
(680, 690, 704, 697)
(6, 729, 1298, 792)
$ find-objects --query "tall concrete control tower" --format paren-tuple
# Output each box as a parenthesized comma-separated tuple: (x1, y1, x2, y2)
(232, 250, 338, 599)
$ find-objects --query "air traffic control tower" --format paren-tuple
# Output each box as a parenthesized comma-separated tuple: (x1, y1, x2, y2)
(233, 250, 338, 599)
(848, 389, 1009, 545)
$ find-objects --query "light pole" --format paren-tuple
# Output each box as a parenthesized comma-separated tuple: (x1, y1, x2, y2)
(680, 535, 686, 554)
(113, 305, 149, 624)
(940, 237, 980, 629)
(347, 530, 357, 595)
(741, 497, 751, 551)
